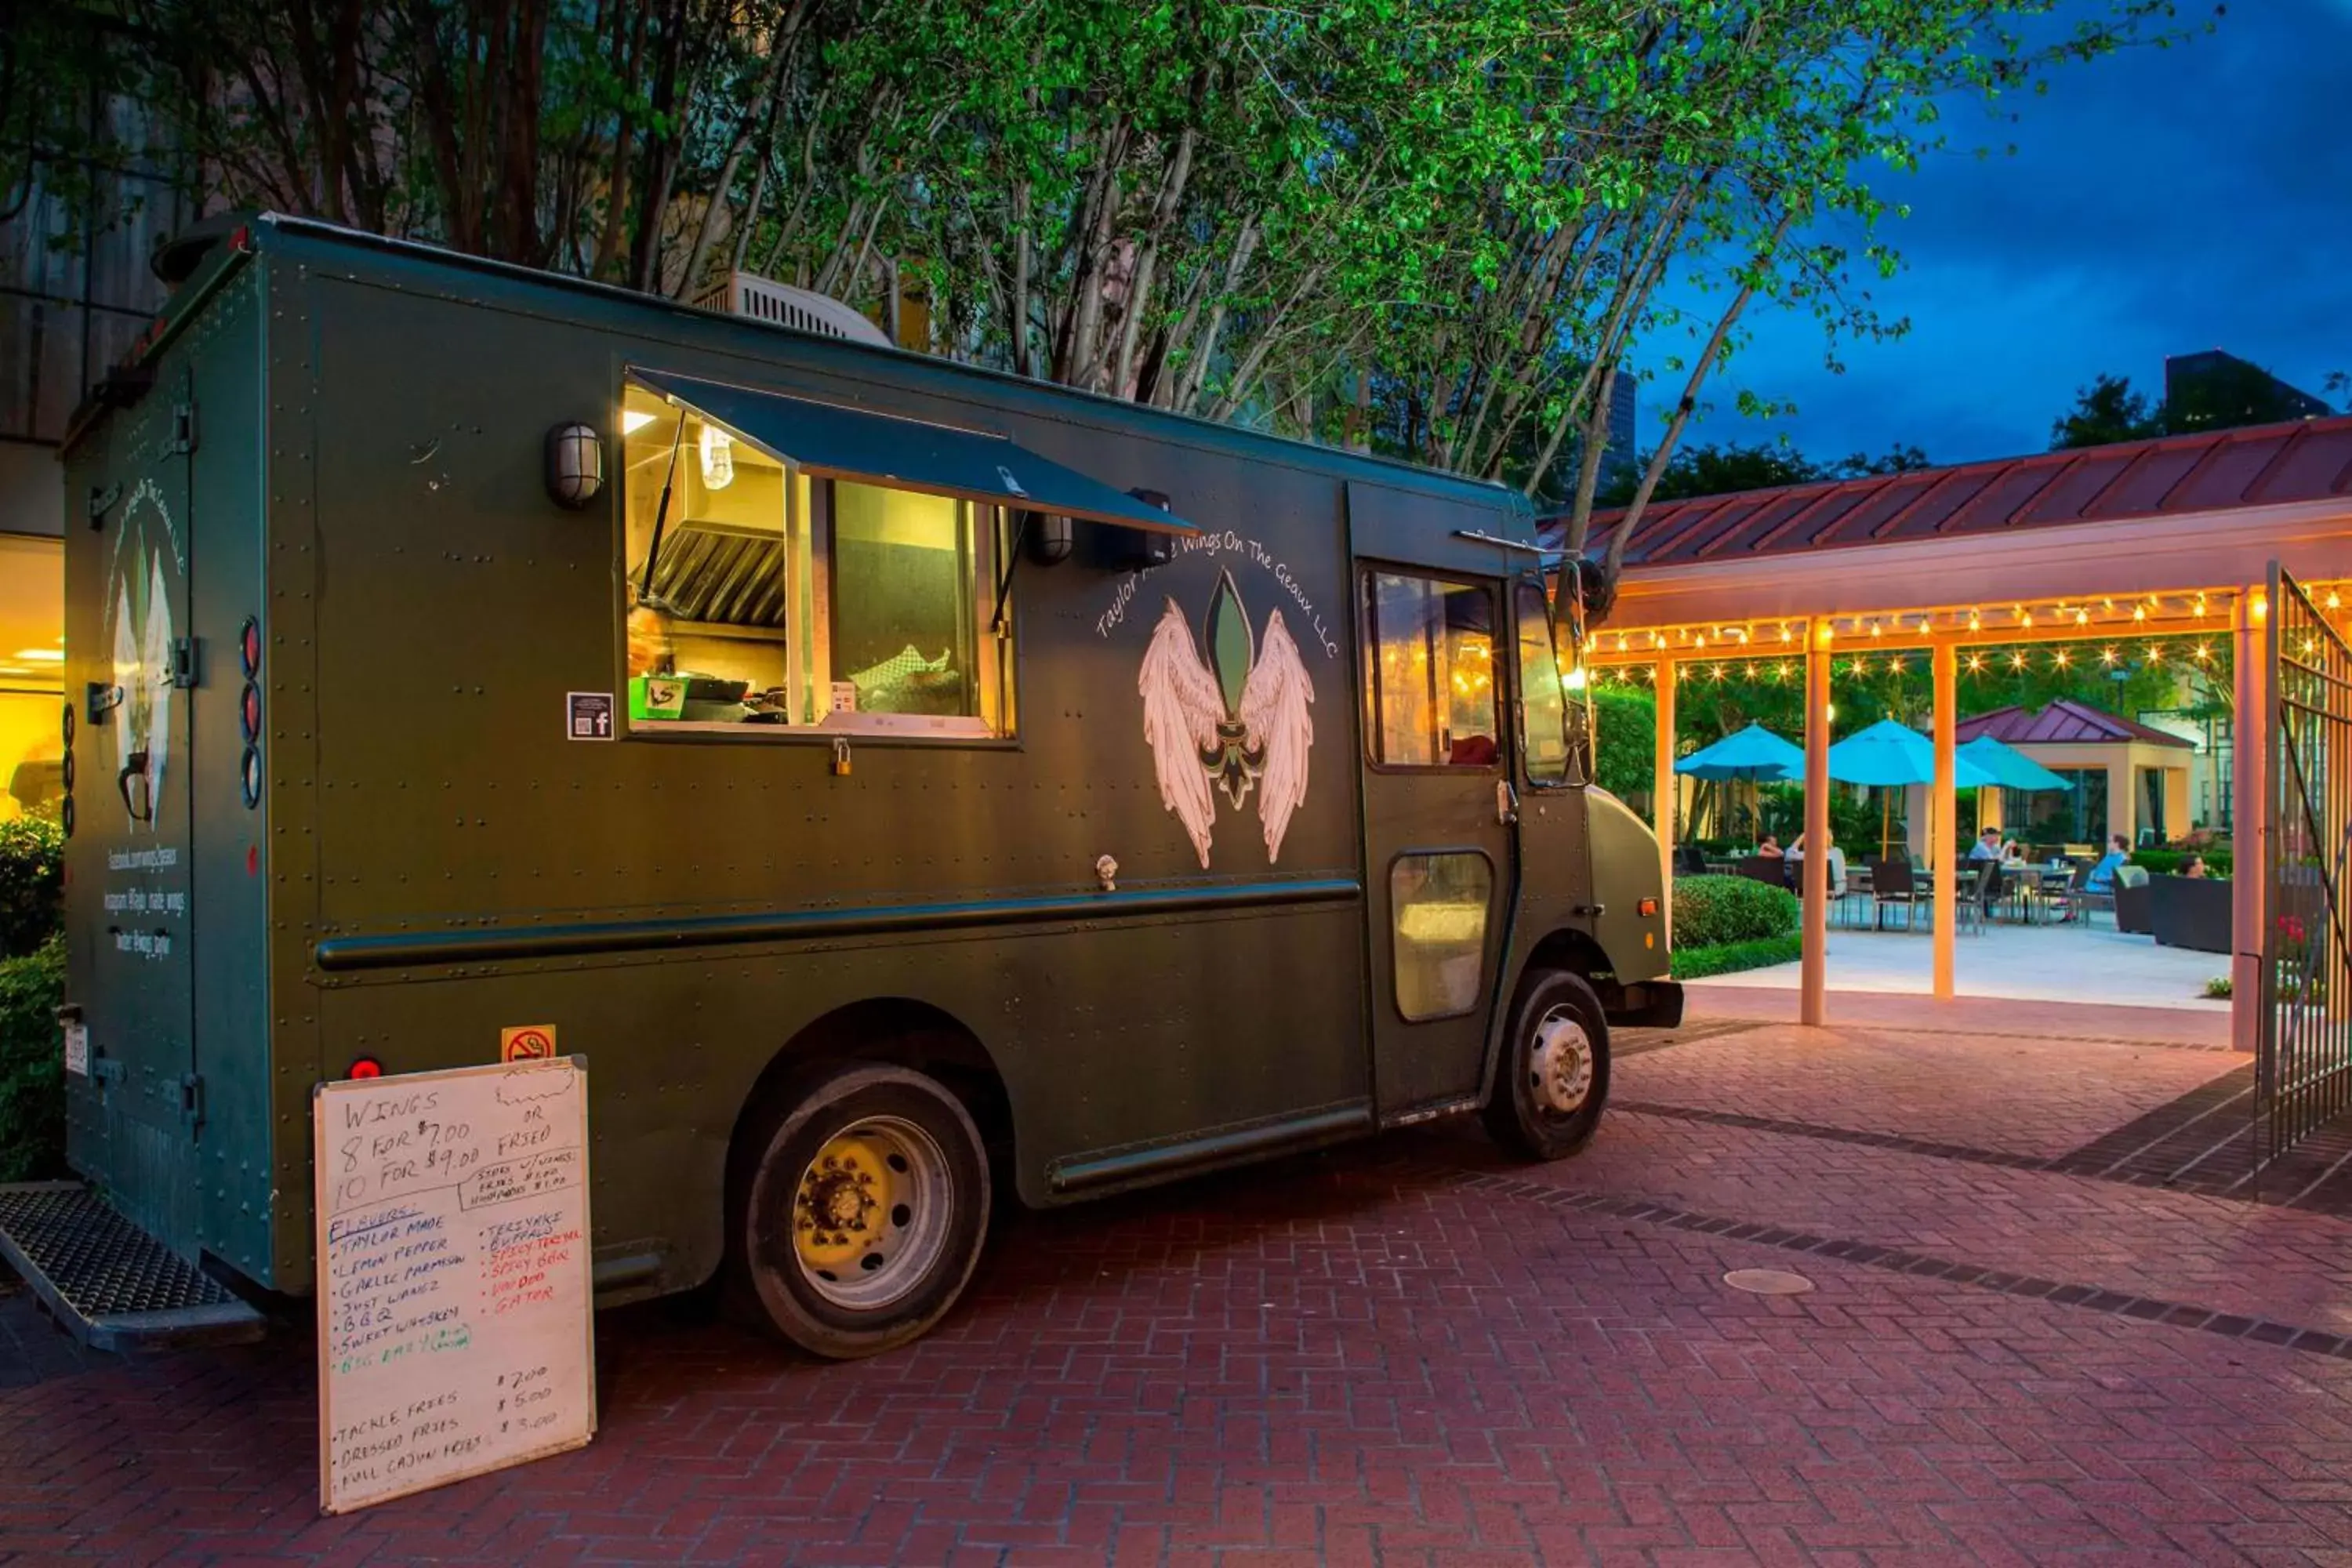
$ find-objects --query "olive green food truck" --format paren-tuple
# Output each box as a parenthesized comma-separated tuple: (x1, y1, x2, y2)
(16, 215, 1676, 1359)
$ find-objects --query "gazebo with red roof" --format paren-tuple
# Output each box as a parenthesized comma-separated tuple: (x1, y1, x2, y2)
(1952, 699, 2199, 854)
(1537, 413, 2352, 1046)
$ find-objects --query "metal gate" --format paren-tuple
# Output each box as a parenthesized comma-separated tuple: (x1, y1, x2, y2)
(2261, 566, 2352, 1167)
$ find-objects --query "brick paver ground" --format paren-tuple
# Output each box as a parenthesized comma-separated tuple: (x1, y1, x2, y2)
(11, 993, 2352, 1566)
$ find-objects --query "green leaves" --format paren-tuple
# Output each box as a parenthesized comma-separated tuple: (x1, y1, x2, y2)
(24, 0, 2183, 521)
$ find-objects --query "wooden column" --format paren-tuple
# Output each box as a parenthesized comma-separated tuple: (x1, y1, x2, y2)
(1933, 639, 1958, 1000)
(1655, 656, 1677, 930)
(1801, 619, 1831, 1027)
(2231, 589, 2268, 1056)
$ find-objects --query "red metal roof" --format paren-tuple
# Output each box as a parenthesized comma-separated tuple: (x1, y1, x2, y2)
(1956, 699, 2194, 749)
(1544, 415, 2352, 567)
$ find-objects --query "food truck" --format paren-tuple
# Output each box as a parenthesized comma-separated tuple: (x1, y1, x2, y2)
(19, 215, 1676, 1358)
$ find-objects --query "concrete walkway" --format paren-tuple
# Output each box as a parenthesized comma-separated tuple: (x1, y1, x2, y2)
(1686, 917, 2233, 1011)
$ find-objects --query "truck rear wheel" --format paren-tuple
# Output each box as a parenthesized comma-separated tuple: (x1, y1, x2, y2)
(739, 1062, 991, 1359)
(1483, 969, 1611, 1160)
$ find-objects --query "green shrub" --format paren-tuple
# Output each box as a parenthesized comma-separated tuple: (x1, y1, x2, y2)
(2133, 848, 2232, 879)
(1671, 874, 1799, 949)
(2203, 975, 2233, 999)
(1592, 685, 1656, 807)
(1673, 931, 1802, 980)
(0, 815, 63, 960)
(0, 936, 64, 1183)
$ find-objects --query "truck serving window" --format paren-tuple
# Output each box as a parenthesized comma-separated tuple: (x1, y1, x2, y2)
(620, 379, 1010, 739)
(1360, 571, 1499, 768)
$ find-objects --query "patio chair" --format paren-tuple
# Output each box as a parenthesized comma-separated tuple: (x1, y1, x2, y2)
(1672, 845, 1709, 878)
(2149, 874, 2231, 953)
(2032, 862, 2093, 924)
(2113, 865, 2154, 935)
(1866, 857, 1921, 931)
(1976, 861, 2005, 922)
(1950, 866, 1985, 935)
(1736, 855, 1791, 890)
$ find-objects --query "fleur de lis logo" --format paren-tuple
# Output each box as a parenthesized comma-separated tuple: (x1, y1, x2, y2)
(1137, 569, 1314, 867)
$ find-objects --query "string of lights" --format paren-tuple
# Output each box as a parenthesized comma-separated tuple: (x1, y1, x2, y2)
(1589, 632, 2230, 686)
(1577, 583, 2336, 666)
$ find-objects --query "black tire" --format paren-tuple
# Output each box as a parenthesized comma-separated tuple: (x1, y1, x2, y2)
(1483, 969, 1611, 1160)
(736, 1062, 991, 1359)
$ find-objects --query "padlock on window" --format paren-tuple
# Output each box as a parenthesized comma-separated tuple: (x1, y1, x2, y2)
(830, 737, 852, 777)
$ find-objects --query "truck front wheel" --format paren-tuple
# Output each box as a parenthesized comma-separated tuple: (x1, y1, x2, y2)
(1483, 970, 1612, 1160)
(739, 1062, 992, 1359)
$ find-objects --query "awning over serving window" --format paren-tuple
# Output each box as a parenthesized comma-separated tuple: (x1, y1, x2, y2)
(631, 368, 1197, 535)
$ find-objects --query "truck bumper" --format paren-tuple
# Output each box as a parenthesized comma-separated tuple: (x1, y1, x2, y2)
(1609, 979, 1685, 1031)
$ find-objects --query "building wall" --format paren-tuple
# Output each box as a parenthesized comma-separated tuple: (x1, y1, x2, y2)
(1960, 739, 2194, 850)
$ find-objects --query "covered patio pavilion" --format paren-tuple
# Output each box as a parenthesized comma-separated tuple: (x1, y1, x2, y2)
(1543, 412, 2352, 1052)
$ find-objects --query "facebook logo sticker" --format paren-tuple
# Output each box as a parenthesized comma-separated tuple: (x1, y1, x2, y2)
(567, 691, 615, 740)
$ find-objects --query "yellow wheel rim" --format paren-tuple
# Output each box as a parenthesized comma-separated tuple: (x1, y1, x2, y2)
(789, 1115, 950, 1310)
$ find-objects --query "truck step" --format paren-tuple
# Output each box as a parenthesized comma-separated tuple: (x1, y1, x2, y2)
(0, 1182, 265, 1352)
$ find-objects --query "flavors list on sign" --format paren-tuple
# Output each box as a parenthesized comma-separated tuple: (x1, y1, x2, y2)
(314, 1058, 596, 1515)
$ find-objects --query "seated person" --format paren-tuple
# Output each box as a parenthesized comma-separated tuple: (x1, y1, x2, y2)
(1785, 834, 1846, 897)
(2182, 855, 2208, 879)
(1967, 828, 2002, 863)
(1999, 837, 2026, 866)
(1756, 834, 1784, 859)
(1448, 733, 1498, 767)
(2085, 833, 2130, 894)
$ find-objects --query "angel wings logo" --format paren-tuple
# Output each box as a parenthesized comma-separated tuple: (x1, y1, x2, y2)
(1138, 568, 1314, 868)
(106, 481, 180, 831)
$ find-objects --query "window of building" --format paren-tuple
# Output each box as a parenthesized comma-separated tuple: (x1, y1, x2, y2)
(1362, 572, 1498, 768)
(0, 535, 64, 821)
(2020, 767, 2108, 847)
(620, 379, 1011, 739)
(1390, 851, 1494, 1020)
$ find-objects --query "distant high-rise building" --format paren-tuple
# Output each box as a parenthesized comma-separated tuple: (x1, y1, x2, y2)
(2164, 350, 2332, 431)
(1605, 366, 1638, 485)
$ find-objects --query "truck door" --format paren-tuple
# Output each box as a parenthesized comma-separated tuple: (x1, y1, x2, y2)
(62, 374, 201, 1254)
(1497, 572, 1597, 982)
(1354, 561, 1517, 1120)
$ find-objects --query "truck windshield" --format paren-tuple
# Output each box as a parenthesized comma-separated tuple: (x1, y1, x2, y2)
(1515, 579, 1581, 786)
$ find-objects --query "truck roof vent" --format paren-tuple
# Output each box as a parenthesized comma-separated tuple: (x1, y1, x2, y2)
(691, 273, 891, 349)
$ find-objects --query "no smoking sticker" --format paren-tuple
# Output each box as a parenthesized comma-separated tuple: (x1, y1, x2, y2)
(500, 1025, 558, 1062)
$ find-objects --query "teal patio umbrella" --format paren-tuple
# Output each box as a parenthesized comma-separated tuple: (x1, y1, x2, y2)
(1958, 733, 2069, 839)
(1958, 734, 2070, 793)
(1827, 719, 1999, 858)
(1674, 722, 1806, 782)
(1675, 723, 1804, 843)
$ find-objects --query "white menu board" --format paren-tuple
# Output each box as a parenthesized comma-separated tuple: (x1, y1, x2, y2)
(314, 1058, 597, 1514)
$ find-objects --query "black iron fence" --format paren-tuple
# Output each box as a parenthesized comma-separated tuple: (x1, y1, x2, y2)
(2261, 568, 2352, 1167)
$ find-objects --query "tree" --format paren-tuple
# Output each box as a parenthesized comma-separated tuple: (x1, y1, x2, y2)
(2053, 358, 2345, 451)
(2050, 372, 2162, 448)
(1593, 439, 1933, 507)
(1595, 441, 1824, 507)
(14, 0, 2195, 602)
(1831, 444, 1935, 478)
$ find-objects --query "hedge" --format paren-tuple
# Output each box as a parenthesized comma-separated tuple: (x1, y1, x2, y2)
(0, 815, 63, 960)
(0, 936, 64, 1183)
(1671, 874, 1799, 949)
(2133, 848, 2231, 878)
(1673, 931, 1802, 981)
